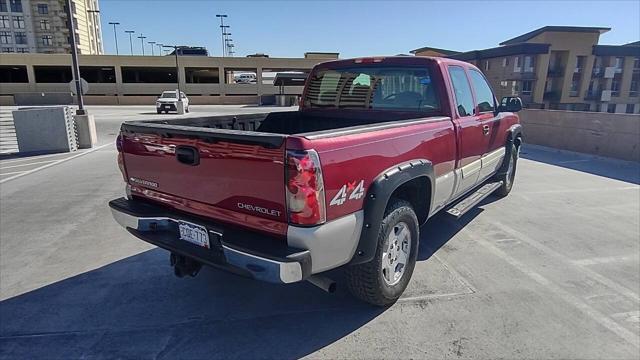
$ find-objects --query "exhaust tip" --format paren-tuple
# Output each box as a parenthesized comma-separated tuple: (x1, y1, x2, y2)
(307, 275, 337, 293)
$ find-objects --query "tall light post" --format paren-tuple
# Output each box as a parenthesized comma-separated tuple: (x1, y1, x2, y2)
(86, 9, 100, 54)
(216, 14, 227, 57)
(125, 30, 135, 55)
(65, 0, 84, 114)
(220, 25, 229, 56)
(163, 45, 183, 112)
(137, 34, 147, 55)
(108, 22, 120, 55)
(156, 43, 163, 55)
(148, 41, 156, 56)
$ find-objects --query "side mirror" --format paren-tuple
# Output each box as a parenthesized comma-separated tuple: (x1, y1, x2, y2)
(497, 96, 523, 113)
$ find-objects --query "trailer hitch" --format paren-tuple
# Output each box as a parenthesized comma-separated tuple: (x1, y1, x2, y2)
(170, 253, 202, 278)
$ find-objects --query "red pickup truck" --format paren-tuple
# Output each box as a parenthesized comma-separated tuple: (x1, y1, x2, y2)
(110, 56, 523, 306)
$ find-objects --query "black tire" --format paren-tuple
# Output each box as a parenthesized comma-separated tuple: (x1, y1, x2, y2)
(494, 142, 519, 197)
(157, 109, 161, 114)
(185, 106, 190, 113)
(164, 110, 169, 114)
(346, 199, 419, 306)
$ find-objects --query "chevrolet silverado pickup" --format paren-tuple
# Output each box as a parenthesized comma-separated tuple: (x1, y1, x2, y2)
(110, 56, 523, 306)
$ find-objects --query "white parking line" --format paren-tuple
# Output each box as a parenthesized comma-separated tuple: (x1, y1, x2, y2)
(0, 170, 26, 176)
(0, 159, 59, 169)
(0, 143, 112, 184)
(472, 230, 639, 349)
(572, 256, 639, 266)
(0, 151, 79, 165)
(492, 221, 640, 302)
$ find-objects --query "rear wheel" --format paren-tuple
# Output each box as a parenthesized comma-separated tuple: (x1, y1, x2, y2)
(156, 109, 161, 114)
(346, 199, 419, 306)
(495, 142, 519, 197)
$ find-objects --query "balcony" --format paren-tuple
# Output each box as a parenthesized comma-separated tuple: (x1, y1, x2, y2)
(543, 91, 561, 101)
(547, 67, 564, 77)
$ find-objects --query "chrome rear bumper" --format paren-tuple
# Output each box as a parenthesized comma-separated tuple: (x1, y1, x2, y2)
(109, 198, 310, 284)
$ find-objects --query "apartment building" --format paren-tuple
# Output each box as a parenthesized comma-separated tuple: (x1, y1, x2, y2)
(0, 0, 102, 54)
(414, 26, 640, 113)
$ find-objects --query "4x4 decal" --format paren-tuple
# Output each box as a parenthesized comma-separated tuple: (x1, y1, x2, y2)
(329, 180, 365, 206)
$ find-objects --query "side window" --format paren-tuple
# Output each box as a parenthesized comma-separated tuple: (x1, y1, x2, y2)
(448, 66, 474, 117)
(469, 69, 496, 113)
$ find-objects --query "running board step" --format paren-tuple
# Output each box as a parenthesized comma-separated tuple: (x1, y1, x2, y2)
(446, 181, 503, 218)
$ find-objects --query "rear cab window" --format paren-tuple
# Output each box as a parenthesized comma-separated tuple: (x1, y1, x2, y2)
(304, 65, 441, 113)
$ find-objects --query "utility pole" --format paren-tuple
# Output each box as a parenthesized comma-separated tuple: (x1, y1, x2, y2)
(216, 14, 227, 57)
(148, 41, 156, 56)
(125, 30, 135, 55)
(65, 0, 85, 114)
(138, 34, 147, 55)
(108, 22, 120, 55)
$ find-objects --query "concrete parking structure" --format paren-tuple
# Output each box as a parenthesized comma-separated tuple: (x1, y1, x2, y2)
(0, 106, 638, 359)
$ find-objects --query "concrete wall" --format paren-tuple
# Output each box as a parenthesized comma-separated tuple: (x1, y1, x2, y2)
(519, 109, 640, 161)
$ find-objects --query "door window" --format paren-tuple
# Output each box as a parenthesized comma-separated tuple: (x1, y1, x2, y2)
(469, 69, 496, 113)
(448, 66, 474, 117)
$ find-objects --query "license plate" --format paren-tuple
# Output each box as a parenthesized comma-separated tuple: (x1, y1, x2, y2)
(178, 221, 210, 248)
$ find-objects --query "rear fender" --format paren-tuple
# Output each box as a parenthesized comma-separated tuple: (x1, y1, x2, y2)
(349, 159, 435, 265)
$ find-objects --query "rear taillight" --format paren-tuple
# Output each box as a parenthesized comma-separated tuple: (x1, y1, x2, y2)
(286, 149, 326, 226)
(116, 134, 127, 182)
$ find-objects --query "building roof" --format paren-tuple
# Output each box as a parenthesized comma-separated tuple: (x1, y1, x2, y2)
(623, 41, 640, 47)
(410, 46, 460, 56)
(449, 43, 550, 61)
(593, 44, 640, 57)
(499, 26, 611, 45)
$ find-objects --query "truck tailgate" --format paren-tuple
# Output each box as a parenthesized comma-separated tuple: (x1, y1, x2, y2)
(120, 124, 288, 236)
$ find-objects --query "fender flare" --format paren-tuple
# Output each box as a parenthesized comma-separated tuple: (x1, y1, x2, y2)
(349, 159, 435, 266)
(498, 124, 523, 174)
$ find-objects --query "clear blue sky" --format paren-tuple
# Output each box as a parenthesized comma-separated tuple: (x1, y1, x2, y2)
(98, 0, 640, 57)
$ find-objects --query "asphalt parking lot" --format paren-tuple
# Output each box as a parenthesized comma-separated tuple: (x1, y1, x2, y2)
(0, 105, 639, 359)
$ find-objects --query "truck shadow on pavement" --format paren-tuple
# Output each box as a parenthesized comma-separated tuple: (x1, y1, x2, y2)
(0, 210, 487, 359)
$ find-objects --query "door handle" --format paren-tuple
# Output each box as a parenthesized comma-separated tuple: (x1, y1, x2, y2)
(176, 146, 200, 166)
(483, 125, 490, 135)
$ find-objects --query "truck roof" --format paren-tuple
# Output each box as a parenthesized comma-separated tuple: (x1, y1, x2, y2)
(312, 56, 471, 69)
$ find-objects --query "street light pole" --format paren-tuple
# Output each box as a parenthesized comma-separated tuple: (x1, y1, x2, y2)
(156, 43, 163, 55)
(163, 45, 182, 111)
(137, 34, 147, 55)
(65, 0, 85, 114)
(108, 22, 120, 55)
(125, 30, 135, 55)
(148, 41, 155, 56)
(220, 25, 229, 57)
(215, 14, 227, 57)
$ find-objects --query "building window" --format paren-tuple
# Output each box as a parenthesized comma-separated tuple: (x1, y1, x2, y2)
(12, 15, 24, 28)
(614, 57, 624, 73)
(0, 15, 9, 28)
(626, 104, 636, 114)
(514, 56, 521, 72)
(37, 3, 48, 14)
(42, 34, 52, 46)
(633, 57, 640, 70)
(523, 56, 534, 72)
(570, 79, 579, 97)
(607, 103, 616, 113)
(15, 46, 27, 53)
(14, 31, 25, 44)
(40, 19, 49, 30)
(575, 56, 585, 73)
(630, 75, 639, 97)
(0, 31, 11, 44)
(611, 79, 620, 96)
(500, 80, 508, 89)
(0, 0, 7, 12)
(521, 80, 533, 95)
(1, 47, 13, 52)
(9, 0, 22, 12)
